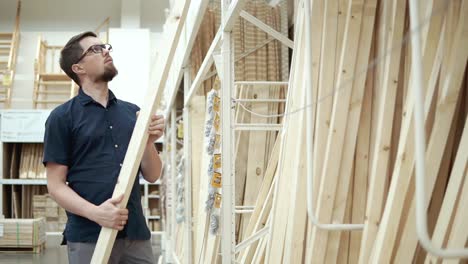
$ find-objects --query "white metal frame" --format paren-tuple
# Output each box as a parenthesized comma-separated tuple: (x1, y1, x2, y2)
(408, 0, 468, 258)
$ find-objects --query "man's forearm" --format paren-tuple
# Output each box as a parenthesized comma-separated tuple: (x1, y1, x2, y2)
(140, 142, 163, 183)
(48, 182, 98, 221)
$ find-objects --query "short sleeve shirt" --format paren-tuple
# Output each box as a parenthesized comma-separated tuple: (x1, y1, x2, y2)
(43, 88, 150, 243)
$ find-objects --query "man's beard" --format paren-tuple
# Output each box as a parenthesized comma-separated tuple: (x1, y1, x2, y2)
(98, 64, 118, 82)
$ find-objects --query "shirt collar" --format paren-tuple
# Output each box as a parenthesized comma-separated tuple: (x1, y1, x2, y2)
(77, 88, 117, 106)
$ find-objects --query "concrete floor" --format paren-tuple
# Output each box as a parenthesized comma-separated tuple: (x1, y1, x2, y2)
(0, 235, 161, 264)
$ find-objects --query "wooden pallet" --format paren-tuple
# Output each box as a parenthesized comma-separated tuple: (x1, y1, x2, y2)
(0, 242, 45, 254)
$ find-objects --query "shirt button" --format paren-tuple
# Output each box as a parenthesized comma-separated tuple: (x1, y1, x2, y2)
(115, 144, 118, 148)
(120, 163, 123, 167)
(109, 125, 113, 129)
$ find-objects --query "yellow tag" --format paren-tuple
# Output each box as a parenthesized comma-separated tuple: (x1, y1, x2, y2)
(213, 96, 220, 112)
(213, 113, 220, 131)
(213, 79, 221, 91)
(2, 74, 11, 86)
(213, 154, 221, 169)
(214, 193, 222, 208)
(214, 134, 221, 149)
(211, 172, 222, 188)
(177, 122, 184, 139)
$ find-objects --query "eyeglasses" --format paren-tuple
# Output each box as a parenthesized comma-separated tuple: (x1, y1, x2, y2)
(75, 44, 113, 64)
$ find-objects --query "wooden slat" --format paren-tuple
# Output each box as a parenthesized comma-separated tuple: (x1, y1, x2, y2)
(312, 0, 339, 206)
(358, 0, 407, 261)
(189, 95, 205, 263)
(392, 1, 468, 261)
(323, 0, 377, 261)
(348, 31, 374, 264)
(238, 137, 279, 263)
(265, 4, 306, 263)
(369, 0, 467, 261)
(307, 0, 366, 261)
(90, 1, 190, 263)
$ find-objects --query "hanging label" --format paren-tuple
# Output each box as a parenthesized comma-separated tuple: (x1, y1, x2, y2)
(211, 172, 222, 188)
(214, 134, 221, 150)
(213, 96, 220, 112)
(214, 193, 222, 208)
(213, 113, 220, 131)
(3, 74, 11, 86)
(213, 154, 222, 169)
(177, 122, 184, 139)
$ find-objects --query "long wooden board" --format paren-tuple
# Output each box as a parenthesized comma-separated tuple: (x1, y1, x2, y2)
(90, 1, 191, 263)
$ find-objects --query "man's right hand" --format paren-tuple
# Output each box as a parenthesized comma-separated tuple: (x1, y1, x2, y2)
(90, 194, 129, 230)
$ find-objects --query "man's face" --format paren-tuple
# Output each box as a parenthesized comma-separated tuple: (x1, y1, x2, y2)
(77, 36, 118, 83)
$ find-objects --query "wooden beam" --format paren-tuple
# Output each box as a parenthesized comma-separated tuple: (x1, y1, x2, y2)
(265, 4, 306, 263)
(308, 0, 366, 261)
(368, 0, 466, 261)
(312, 0, 339, 209)
(357, 0, 407, 262)
(239, 10, 294, 49)
(392, 1, 468, 260)
(425, 105, 468, 264)
(90, 1, 190, 263)
(163, 0, 211, 116)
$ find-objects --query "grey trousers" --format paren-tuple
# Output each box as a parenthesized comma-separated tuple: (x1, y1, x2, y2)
(67, 239, 155, 264)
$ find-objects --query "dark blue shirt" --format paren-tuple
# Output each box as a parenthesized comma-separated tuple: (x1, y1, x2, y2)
(43, 88, 150, 243)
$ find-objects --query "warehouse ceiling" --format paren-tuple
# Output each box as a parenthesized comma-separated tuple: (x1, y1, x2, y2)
(0, 0, 169, 32)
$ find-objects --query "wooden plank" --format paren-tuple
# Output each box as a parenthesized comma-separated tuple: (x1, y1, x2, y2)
(307, 0, 366, 261)
(348, 32, 374, 264)
(194, 93, 216, 264)
(312, 0, 339, 207)
(190, 95, 205, 264)
(424, 81, 467, 264)
(238, 137, 279, 263)
(239, 10, 294, 49)
(326, 0, 376, 262)
(282, 76, 308, 263)
(322, 0, 376, 261)
(304, 0, 325, 258)
(90, 1, 190, 263)
(234, 84, 251, 241)
(369, 0, 466, 261)
(357, 0, 407, 261)
(265, 4, 306, 263)
(392, 1, 468, 261)
(239, 93, 269, 240)
(440, 148, 468, 264)
(336, 181, 353, 264)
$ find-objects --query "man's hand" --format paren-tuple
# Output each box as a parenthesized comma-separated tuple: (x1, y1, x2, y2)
(90, 194, 129, 230)
(136, 112, 165, 144)
(147, 114, 165, 143)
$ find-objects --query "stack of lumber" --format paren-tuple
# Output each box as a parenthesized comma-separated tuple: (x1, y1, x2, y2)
(184, 1, 287, 263)
(0, 218, 46, 253)
(19, 144, 46, 179)
(32, 194, 67, 232)
(246, 0, 468, 263)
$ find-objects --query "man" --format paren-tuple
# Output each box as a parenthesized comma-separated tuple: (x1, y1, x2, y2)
(43, 31, 164, 264)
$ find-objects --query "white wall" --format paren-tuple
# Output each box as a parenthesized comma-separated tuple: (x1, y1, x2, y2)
(0, 0, 169, 109)
(108, 28, 151, 107)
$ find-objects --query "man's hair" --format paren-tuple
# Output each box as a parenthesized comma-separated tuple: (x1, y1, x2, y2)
(60, 31, 97, 86)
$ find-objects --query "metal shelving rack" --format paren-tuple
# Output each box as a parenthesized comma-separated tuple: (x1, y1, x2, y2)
(160, 0, 292, 262)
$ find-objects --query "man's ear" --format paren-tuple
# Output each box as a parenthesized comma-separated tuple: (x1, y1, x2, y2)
(71, 64, 85, 75)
